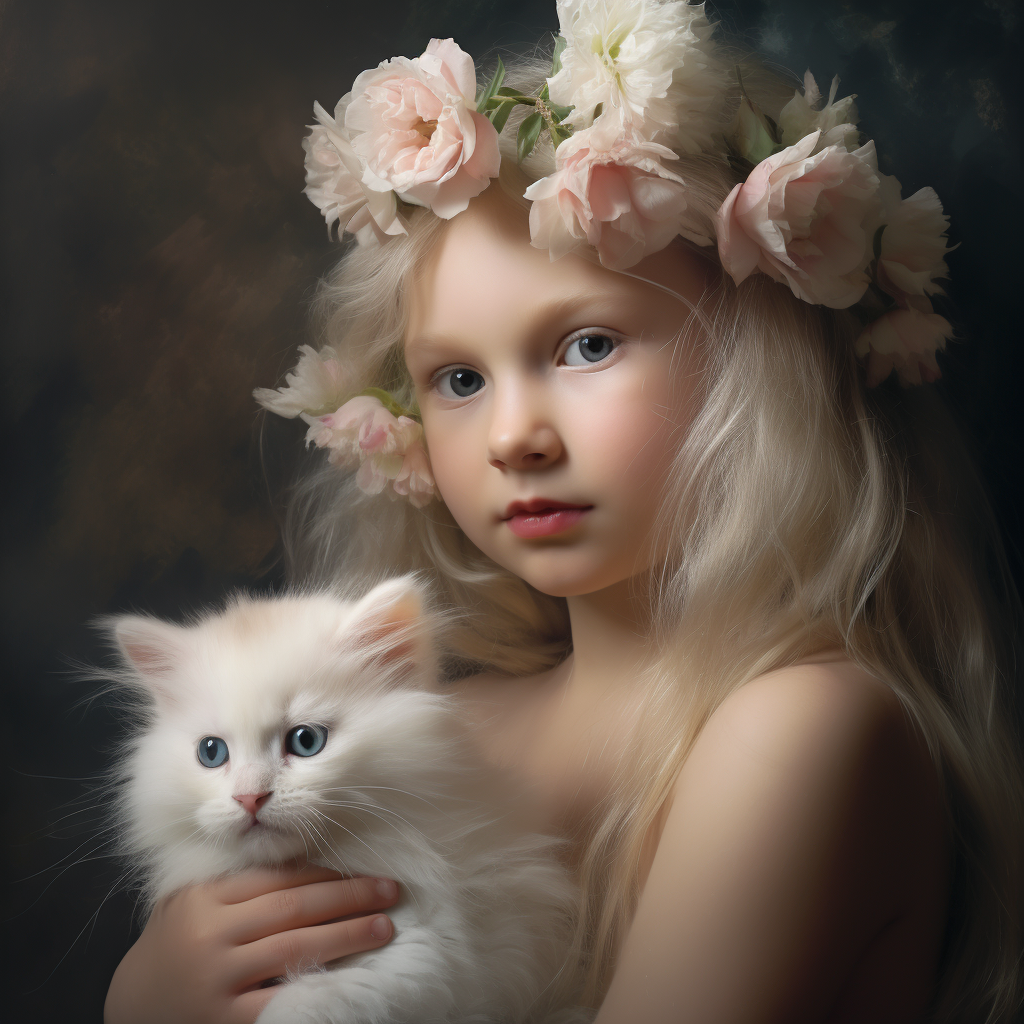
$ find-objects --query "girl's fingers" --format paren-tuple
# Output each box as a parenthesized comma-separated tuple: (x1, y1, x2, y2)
(212, 864, 346, 905)
(227, 876, 400, 945)
(232, 914, 395, 989)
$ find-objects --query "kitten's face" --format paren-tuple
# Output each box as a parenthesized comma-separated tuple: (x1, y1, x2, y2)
(116, 579, 439, 871)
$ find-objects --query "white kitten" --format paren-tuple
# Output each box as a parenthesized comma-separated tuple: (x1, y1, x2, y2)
(107, 576, 589, 1024)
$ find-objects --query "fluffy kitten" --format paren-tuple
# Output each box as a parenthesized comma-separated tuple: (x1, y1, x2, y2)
(107, 576, 589, 1024)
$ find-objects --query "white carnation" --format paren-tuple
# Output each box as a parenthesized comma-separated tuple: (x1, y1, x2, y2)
(253, 345, 349, 419)
(548, 0, 726, 153)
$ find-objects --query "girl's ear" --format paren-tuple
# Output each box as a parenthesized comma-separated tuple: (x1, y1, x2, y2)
(111, 615, 190, 708)
(341, 576, 434, 681)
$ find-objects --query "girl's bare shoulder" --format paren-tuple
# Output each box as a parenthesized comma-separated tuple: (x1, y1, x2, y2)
(596, 655, 949, 1023)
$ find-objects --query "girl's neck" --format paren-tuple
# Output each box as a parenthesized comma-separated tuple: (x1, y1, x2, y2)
(563, 574, 655, 701)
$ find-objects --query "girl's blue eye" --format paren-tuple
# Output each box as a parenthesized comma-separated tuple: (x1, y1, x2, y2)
(285, 724, 328, 757)
(436, 368, 484, 399)
(564, 333, 616, 365)
(197, 736, 229, 768)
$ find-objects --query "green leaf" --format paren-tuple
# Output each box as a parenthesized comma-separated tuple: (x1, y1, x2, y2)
(734, 96, 775, 165)
(476, 57, 505, 112)
(496, 86, 527, 99)
(490, 98, 516, 134)
(517, 111, 544, 163)
(549, 124, 573, 151)
(548, 102, 573, 122)
(872, 224, 886, 261)
(551, 34, 566, 76)
(539, 82, 550, 103)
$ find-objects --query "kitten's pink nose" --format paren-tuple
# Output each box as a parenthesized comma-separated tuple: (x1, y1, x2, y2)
(234, 791, 273, 817)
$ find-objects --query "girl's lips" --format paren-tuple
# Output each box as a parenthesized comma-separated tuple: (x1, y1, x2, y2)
(502, 501, 592, 539)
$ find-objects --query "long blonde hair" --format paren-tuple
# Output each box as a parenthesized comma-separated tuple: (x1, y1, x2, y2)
(280, 50, 1024, 1024)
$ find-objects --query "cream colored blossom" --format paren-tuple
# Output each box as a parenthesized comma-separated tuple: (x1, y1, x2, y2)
(302, 100, 409, 246)
(253, 345, 349, 419)
(778, 71, 859, 151)
(548, 0, 724, 153)
(874, 173, 953, 304)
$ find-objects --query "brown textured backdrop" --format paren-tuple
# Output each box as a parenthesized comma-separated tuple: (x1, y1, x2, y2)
(3, 1, 1021, 1020)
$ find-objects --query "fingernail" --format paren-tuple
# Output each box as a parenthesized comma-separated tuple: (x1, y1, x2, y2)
(369, 914, 392, 940)
(376, 878, 398, 900)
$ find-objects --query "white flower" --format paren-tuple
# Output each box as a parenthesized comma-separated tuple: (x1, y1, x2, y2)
(778, 71, 859, 151)
(302, 100, 409, 246)
(253, 345, 350, 418)
(548, 0, 725, 153)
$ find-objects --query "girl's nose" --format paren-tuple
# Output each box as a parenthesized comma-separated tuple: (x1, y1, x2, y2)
(486, 386, 563, 470)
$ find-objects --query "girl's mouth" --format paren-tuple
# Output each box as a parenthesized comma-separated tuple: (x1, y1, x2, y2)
(502, 500, 592, 538)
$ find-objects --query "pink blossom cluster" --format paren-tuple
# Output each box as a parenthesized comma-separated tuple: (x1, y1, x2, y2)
(302, 397, 436, 508)
(714, 75, 954, 387)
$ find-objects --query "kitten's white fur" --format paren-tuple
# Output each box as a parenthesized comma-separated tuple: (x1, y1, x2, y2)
(109, 576, 589, 1024)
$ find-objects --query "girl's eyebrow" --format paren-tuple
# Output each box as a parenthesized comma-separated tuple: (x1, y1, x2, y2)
(406, 292, 630, 356)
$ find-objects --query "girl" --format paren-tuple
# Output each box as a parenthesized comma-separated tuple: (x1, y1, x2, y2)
(104, 2, 1023, 1021)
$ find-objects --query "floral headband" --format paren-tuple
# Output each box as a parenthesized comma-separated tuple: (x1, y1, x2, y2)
(256, 0, 955, 505)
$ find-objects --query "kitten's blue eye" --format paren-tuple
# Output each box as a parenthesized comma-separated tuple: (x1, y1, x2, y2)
(197, 736, 229, 768)
(564, 333, 616, 365)
(436, 368, 484, 399)
(285, 724, 328, 757)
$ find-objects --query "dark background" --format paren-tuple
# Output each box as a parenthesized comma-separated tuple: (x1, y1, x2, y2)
(3, 1, 1021, 1019)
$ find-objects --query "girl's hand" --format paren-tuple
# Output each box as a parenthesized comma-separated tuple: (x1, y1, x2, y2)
(103, 865, 400, 1024)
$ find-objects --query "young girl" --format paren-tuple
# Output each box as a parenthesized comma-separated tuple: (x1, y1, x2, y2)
(104, 2, 1023, 1022)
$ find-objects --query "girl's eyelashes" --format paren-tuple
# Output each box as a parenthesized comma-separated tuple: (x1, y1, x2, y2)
(561, 331, 619, 366)
(427, 329, 621, 398)
(433, 367, 486, 400)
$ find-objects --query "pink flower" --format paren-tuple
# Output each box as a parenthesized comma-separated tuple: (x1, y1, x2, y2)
(524, 128, 707, 271)
(302, 100, 409, 246)
(345, 38, 500, 219)
(715, 131, 881, 308)
(301, 396, 436, 505)
(854, 306, 951, 387)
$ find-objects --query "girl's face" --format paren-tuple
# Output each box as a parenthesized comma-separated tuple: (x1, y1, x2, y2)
(404, 191, 708, 598)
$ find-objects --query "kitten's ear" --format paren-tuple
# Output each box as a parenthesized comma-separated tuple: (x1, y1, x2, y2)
(342, 576, 434, 681)
(110, 615, 190, 707)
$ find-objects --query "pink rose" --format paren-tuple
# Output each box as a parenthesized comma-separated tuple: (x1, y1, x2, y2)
(524, 128, 706, 271)
(301, 396, 435, 505)
(302, 100, 409, 246)
(345, 38, 500, 219)
(716, 131, 881, 308)
(854, 306, 951, 387)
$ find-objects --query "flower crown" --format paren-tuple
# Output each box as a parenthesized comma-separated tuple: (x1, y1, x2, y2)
(257, 0, 956, 505)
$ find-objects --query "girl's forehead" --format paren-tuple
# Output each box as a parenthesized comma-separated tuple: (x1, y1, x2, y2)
(406, 191, 710, 346)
